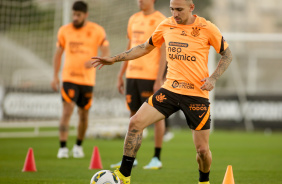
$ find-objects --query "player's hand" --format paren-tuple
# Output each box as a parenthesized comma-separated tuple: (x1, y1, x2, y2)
(200, 77, 216, 91)
(117, 76, 124, 94)
(153, 78, 163, 92)
(51, 76, 60, 91)
(91, 56, 115, 69)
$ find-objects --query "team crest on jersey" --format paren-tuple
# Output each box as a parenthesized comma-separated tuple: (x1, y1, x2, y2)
(191, 27, 201, 37)
(156, 93, 167, 103)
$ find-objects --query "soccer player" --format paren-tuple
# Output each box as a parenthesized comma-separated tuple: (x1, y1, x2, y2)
(92, 0, 232, 183)
(110, 0, 167, 170)
(51, 1, 110, 159)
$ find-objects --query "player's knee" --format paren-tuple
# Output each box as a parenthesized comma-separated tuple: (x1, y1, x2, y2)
(129, 114, 144, 131)
(196, 146, 210, 157)
(62, 109, 73, 118)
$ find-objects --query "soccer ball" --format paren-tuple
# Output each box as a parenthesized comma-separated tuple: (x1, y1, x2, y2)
(90, 170, 120, 184)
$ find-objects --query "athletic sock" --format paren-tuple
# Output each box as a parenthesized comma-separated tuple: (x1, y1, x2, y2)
(76, 139, 83, 146)
(119, 155, 135, 177)
(154, 147, 161, 160)
(60, 141, 66, 148)
(199, 170, 210, 182)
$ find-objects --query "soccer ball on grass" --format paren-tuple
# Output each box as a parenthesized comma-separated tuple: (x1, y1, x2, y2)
(90, 170, 120, 184)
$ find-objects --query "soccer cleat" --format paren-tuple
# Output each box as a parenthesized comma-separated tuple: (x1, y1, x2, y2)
(57, 147, 69, 159)
(72, 145, 85, 158)
(110, 159, 138, 169)
(199, 182, 210, 184)
(143, 157, 162, 170)
(114, 169, 131, 184)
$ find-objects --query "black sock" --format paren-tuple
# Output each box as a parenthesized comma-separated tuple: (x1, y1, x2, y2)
(119, 155, 135, 177)
(199, 170, 210, 182)
(76, 139, 83, 146)
(60, 141, 66, 148)
(154, 147, 161, 160)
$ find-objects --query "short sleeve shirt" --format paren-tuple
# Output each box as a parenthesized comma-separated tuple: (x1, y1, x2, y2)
(148, 15, 229, 99)
(57, 21, 108, 86)
(126, 11, 166, 80)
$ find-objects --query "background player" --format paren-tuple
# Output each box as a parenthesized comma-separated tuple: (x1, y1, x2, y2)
(110, 0, 167, 170)
(51, 1, 110, 159)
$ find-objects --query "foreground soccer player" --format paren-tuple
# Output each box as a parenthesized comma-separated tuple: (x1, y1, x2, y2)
(92, 0, 232, 183)
(51, 1, 109, 159)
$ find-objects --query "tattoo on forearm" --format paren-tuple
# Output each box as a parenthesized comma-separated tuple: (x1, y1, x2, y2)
(112, 43, 146, 62)
(59, 125, 68, 132)
(210, 47, 232, 80)
(123, 129, 143, 157)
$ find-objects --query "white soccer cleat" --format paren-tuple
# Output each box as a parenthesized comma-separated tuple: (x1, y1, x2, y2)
(143, 157, 162, 170)
(72, 145, 85, 158)
(57, 147, 69, 159)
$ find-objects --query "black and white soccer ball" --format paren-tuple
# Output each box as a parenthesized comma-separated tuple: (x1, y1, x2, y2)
(90, 170, 120, 184)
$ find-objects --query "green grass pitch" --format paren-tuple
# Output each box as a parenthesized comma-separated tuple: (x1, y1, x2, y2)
(0, 128, 282, 184)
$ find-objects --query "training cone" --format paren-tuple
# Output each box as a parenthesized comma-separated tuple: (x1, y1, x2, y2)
(222, 165, 235, 184)
(22, 148, 37, 172)
(89, 146, 103, 169)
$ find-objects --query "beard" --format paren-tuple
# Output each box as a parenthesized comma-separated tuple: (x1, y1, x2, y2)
(73, 20, 85, 29)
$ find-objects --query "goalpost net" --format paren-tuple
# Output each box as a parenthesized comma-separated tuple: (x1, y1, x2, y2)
(1, 0, 282, 137)
(0, 0, 138, 137)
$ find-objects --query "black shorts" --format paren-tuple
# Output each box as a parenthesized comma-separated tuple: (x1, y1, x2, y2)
(126, 78, 155, 112)
(146, 88, 211, 130)
(61, 82, 93, 110)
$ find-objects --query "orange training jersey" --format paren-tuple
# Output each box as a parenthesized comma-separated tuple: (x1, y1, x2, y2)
(126, 11, 166, 80)
(148, 15, 229, 99)
(57, 21, 108, 86)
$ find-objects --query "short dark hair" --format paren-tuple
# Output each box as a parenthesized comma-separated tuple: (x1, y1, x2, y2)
(72, 1, 88, 13)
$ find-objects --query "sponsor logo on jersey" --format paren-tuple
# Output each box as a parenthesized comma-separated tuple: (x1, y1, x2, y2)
(169, 42, 188, 48)
(189, 104, 207, 111)
(171, 80, 194, 90)
(181, 31, 187, 36)
(167, 42, 196, 61)
(191, 27, 201, 37)
(69, 41, 84, 53)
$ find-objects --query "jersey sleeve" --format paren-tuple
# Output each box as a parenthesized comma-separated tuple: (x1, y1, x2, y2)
(127, 15, 134, 40)
(208, 23, 229, 53)
(56, 27, 65, 48)
(147, 21, 165, 48)
(98, 27, 109, 47)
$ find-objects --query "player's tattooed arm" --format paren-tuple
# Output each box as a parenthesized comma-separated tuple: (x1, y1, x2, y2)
(112, 43, 149, 62)
(200, 47, 232, 91)
(91, 42, 155, 69)
(210, 47, 233, 81)
(123, 129, 143, 157)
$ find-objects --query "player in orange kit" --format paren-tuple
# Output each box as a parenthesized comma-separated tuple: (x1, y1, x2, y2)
(91, 0, 232, 183)
(51, 1, 110, 159)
